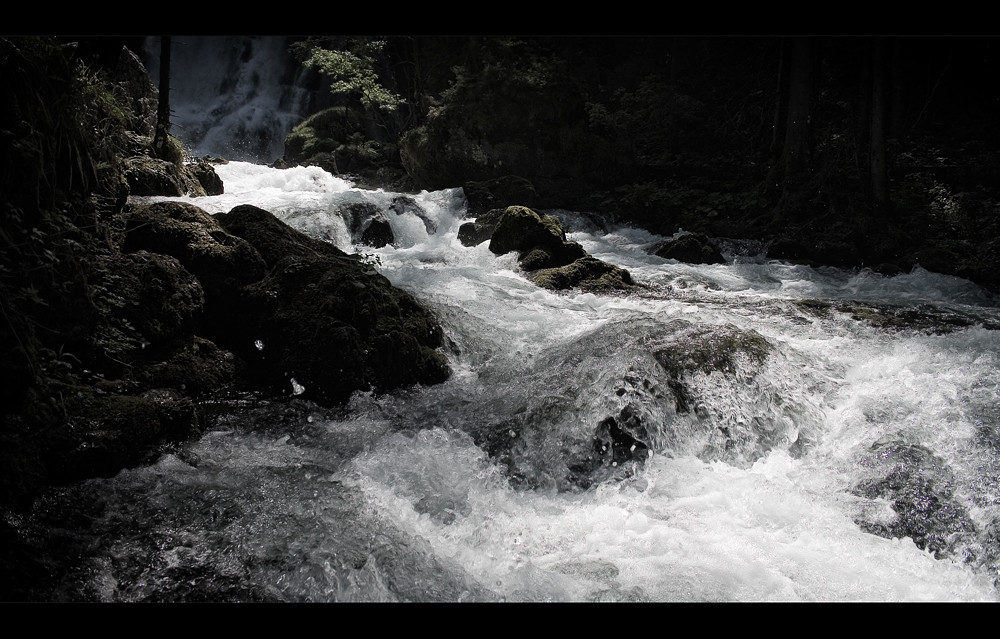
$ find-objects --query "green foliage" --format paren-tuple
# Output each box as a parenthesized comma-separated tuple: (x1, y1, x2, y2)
(295, 39, 403, 112)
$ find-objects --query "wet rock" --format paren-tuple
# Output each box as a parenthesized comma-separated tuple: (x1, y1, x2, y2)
(530, 255, 634, 293)
(489, 205, 578, 269)
(50, 387, 200, 484)
(360, 215, 394, 248)
(340, 202, 382, 238)
(124, 155, 208, 197)
(470, 317, 801, 491)
(390, 195, 437, 234)
(486, 205, 635, 291)
(457, 208, 506, 247)
(652, 232, 726, 264)
(216, 204, 451, 406)
(124, 201, 268, 297)
(186, 159, 224, 196)
(852, 441, 977, 559)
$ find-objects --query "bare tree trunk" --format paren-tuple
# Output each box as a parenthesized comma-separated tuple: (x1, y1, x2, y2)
(152, 36, 171, 160)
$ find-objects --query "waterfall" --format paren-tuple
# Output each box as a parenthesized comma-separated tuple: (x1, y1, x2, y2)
(141, 36, 325, 163)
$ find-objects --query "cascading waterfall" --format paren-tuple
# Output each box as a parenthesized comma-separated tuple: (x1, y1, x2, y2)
(141, 36, 324, 163)
(36, 161, 1000, 602)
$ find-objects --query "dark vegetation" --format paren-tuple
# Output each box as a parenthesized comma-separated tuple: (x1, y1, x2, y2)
(289, 35, 1000, 289)
(2, 34, 999, 599)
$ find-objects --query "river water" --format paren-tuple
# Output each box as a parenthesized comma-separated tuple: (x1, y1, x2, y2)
(33, 161, 1000, 602)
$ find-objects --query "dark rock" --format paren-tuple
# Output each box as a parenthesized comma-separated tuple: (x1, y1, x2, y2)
(215, 204, 451, 406)
(489, 205, 566, 257)
(124, 156, 208, 197)
(93, 251, 204, 345)
(186, 159, 225, 196)
(124, 201, 268, 298)
(137, 336, 241, 399)
(85, 250, 205, 374)
(852, 441, 977, 559)
(488, 205, 588, 270)
(530, 256, 634, 293)
(216, 203, 343, 265)
(457, 208, 506, 247)
(50, 388, 200, 484)
(360, 216, 394, 248)
(653, 232, 726, 264)
(390, 195, 437, 234)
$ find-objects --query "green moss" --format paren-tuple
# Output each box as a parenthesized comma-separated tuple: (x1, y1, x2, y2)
(654, 324, 772, 378)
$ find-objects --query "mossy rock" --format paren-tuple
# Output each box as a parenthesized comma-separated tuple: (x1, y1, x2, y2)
(215, 205, 451, 406)
(124, 201, 268, 295)
(652, 322, 772, 380)
(50, 387, 200, 483)
(531, 256, 634, 293)
(488, 205, 588, 270)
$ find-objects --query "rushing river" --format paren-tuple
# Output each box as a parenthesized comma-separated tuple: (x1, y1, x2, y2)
(31, 161, 1000, 602)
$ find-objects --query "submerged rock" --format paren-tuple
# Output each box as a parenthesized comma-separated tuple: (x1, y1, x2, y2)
(359, 215, 394, 248)
(852, 441, 977, 560)
(652, 232, 726, 265)
(468, 316, 810, 491)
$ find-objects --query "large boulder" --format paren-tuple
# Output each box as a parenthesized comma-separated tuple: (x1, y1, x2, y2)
(483, 205, 634, 292)
(215, 204, 451, 405)
(124, 155, 212, 197)
(85, 250, 205, 372)
(488, 205, 587, 270)
(530, 255, 634, 293)
(123, 201, 268, 330)
(466, 317, 805, 491)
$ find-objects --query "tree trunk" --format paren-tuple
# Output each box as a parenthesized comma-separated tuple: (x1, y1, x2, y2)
(152, 36, 171, 160)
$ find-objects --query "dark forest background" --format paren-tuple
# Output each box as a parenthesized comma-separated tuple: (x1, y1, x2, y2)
(277, 35, 1000, 287)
